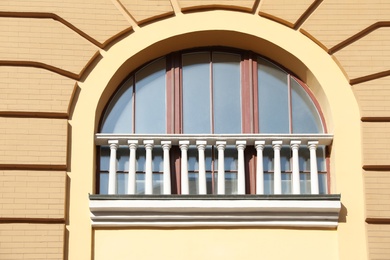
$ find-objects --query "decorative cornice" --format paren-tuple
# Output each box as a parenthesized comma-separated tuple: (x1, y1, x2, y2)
(89, 194, 341, 228)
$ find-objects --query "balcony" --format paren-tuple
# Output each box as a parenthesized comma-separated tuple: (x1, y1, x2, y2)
(90, 134, 341, 228)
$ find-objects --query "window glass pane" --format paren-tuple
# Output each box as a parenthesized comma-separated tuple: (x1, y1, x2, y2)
(117, 147, 129, 172)
(317, 146, 326, 172)
(152, 146, 163, 172)
(136, 174, 145, 194)
(225, 172, 238, 195)
(264, 173, 274, 195)
(135, 58, 166, 133)
(100, 146, 110, 171)
(258, 58, 289, 133)
(213, 52, 241, 134)
(300, 173, 311, 194)
(99, 172, 108, 194)
(117, 173, 128, 195)
(189, 173, 198, 195)
(291, 78, 323, 133)
(263, 146, 273, 171)
(153, 174, 163, 194)
(280, 146, 291, 172)
(319, 173, 328, 194)
(100, 77, 133, 133)
(182, 53, 211, 133)
(282, 173, 292, 194)
(136, 149, 146, 172)
(299, 145, 310, 172)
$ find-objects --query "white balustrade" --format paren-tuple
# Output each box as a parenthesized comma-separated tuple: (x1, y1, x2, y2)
(161, 141, 172, 195)
(216, 141, 226, 195)
(99, 135, 332, 196)
(197, 141, 207, 195)
(272, 141, 283, 195)
(179, 141, 190, 195)
(291, 141, 301, 195)
(236, 141, 247, 195)
(127, 140, 138, 195)
(144, 140, 154, 195)
(309, 141, 319, 194)
(255, 141, 265, 195)
(108, 140, 119, 195)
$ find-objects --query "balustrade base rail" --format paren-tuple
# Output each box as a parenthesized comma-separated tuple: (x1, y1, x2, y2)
(89, 194, 341, 228)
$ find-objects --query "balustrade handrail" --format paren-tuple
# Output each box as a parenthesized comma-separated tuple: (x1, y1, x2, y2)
(95, 133, 333, 146)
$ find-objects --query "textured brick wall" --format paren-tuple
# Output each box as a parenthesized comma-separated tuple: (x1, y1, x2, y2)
(0, 67, 74, 113)
(0, 171, 65, 219)
(0, 224, 64, 260)
(353, 77, 390, 118)
(367, 224, 390, 259)
(0, 118, 67, 165)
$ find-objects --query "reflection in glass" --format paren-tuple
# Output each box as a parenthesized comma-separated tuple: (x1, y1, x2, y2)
(291, 78, 323, 133)
(258, 58, 289, 133)
(213, 52, 241, 134)
(101, 77, 133, 133)
(182, 53, 211, 133)
(135, 58, 166, 134)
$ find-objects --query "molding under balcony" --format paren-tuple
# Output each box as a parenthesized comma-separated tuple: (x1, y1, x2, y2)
(89, 194, 341, 228)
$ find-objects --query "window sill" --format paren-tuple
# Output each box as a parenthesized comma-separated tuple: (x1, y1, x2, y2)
(89, 194, 341, 228)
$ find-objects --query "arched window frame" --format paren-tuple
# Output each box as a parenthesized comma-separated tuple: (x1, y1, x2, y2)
(90, 48, 341, 227)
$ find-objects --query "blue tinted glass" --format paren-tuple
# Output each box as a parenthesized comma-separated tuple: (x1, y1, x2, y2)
(182, 53, 211, 133)
(99, 172, 108, 194)
(101, 77, 133, 133)
(135, 58, 166, 133)
(258, 58, 289, 133)
(291, 78, 323, 133)
(213, 52, 241, 134)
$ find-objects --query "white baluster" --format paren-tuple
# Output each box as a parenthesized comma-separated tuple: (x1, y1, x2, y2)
(127, 140, 138, 195)
(179, 141, 190, 195)
(291, 141, 301, 194)
(236, 141, 246, 195)
(144, 140, 154, 195)
(272, 141, 282, 195)
(216, 141, 226, 195)
(161, 141, 172, 195)
(108, 140, 119, 195)
(308, 141, 319, 194)
(255, 141, 265, 195)
(197, 140, 207, 195)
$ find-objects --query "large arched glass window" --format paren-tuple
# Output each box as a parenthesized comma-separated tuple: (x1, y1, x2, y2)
(97, 49, 329, 196)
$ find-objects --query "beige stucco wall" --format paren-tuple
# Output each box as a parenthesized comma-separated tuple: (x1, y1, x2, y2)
(69, 11, 364, 260)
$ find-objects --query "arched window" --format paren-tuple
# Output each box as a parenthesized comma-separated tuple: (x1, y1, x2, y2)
(96, 49, 331, 196)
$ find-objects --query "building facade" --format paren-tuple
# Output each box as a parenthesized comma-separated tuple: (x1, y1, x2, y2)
(0, 1, 389, 259)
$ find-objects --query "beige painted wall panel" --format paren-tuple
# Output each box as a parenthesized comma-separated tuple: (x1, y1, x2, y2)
(121, 0, 174, 23)
(0, 0, 130, 43)
(178, 0, 254, 11)
(367, 224, 390, 260)
(94, 228, 338, 260)
(362, 122, 390, 166)
(0, 118, 67, 165)
(0, 223, 64, 260)
(302, 0, 390, 49)
(365, 170, 390, 218)
(0, 67, 74, 113)
(335, 27, 390, 80)
(353, 76, 390, 118)
(0, 171, 65, 219)
(0, 18, 96, 75)
(260, 0, 314, 26)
